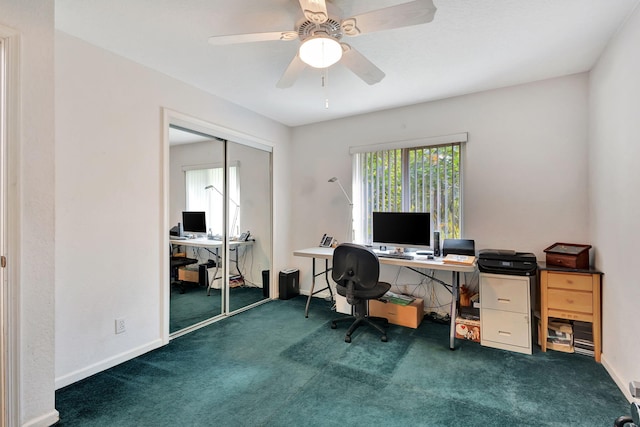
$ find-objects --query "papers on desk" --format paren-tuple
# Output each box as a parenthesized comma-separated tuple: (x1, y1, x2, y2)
(379, 291, 415, 306)
(442, 254, 476, 266)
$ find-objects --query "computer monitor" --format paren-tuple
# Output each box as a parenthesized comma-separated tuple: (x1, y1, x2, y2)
(182, 211, 206, 235)
(372, 212, 431, 250)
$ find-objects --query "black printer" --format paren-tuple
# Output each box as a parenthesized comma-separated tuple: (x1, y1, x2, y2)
(477, 249, 537, 276)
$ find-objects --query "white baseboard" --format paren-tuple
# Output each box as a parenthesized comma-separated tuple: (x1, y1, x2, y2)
(22, 409, 60, 427)
(55, 338, 164, 390)
(601, 353, 638, 403)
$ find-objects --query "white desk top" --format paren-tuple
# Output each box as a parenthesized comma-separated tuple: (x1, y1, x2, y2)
(293, 246, 476, 273)
(170, 237, 253, 249)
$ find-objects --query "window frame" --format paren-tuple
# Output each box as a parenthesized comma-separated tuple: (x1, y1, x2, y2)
(350, 133, 466, 246)
(183, 162, 240, 237)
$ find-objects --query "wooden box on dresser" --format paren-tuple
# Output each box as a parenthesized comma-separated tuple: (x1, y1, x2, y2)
(539, 265, 603, 362)
(480, 272, 534, 355)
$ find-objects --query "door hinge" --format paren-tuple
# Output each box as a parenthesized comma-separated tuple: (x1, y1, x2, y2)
(1, 256, 6, 268)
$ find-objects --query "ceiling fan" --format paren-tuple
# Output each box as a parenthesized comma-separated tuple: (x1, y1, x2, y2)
(207, 0, 437, 88)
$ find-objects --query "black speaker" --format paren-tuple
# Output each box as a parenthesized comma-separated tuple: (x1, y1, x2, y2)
(433, 231, 441, 257)
(262, 270, 270, 298)
(279, 269, 299, 300)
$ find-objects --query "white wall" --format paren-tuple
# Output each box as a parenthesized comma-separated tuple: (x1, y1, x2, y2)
(1, 1, 58, 426)
(289, 74, 589, 311)
(55, 32, 289, 388)
(589, 4, 640, 401)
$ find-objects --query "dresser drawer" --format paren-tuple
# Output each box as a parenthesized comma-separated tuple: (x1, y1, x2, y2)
(547, 288, 593, 314)
(480, 274, 529, 313)
(481, 309, 531, 349)
(546, 272, 593, 291)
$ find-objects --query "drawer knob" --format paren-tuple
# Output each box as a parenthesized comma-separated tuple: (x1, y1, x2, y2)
(498, 331, 512, 336)
(497, 298, 511, 303)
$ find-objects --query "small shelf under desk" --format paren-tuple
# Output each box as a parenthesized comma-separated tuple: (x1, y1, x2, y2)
(538, 264, 603, 362)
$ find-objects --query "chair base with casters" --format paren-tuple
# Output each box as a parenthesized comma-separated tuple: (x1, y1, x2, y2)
(170, 256, 198, 294)
(331, 296, 389, 343)
(329, 243, 392, 343)
(614, 401, 640, 427)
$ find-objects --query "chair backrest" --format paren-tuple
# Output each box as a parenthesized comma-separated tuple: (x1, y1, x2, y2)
(331, 243, 380, 291)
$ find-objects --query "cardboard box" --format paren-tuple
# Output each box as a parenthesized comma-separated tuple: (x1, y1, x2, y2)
(178, 265, 199, 283)
(455, 317, 481, 342)
(369, 298, 424, 329)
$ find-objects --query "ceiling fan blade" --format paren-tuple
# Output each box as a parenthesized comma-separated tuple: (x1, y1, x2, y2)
(342, 0, 437, 37)
(208, 31, 297, 46)
(298, 0, 328, 24)
(276, 54, 307, 88)
(340, 44, 385, 85)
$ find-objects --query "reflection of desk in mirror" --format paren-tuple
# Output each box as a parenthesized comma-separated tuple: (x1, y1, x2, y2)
(293, 246, 476, 350)
(170, 238, 253, 295)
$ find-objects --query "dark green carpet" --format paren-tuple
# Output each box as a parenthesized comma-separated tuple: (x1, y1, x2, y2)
(170, 285, 265, 332)
(56, 297, 629, 426)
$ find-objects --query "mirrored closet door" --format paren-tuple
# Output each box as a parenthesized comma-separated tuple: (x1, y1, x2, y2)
(227, 141, 272, 313)
(168, 120, 272, 337)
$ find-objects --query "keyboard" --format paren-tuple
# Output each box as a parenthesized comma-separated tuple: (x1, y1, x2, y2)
(377, 253, 414, 260)
(171, 236, 187, 240)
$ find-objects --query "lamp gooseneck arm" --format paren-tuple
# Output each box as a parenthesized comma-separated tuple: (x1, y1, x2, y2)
(336, 180, 353, 206)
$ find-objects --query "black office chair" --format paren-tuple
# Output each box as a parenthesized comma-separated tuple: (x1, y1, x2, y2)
(614, 401, 639, 427)
(170, 245, 198, 294)
(330, 243, 391, 343)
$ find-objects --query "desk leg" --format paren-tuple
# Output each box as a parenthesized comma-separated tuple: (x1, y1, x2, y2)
(304, 257, 317, 318)
(207, 248, 220, 296)
(449, 271, 459, 350)
(304, 259, 333, 318)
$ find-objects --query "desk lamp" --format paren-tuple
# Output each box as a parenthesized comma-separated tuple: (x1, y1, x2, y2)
(328, 177, 353, 243)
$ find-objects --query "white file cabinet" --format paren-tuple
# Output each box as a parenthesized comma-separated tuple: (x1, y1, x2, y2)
(480, 273, 532, 355)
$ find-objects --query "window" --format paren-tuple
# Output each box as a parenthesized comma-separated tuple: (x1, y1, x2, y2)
(184, 164, 240, 236)
(352, 136, 464, 245)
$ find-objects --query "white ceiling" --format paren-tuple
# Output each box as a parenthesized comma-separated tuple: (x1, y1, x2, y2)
(55, 0, 638, 127)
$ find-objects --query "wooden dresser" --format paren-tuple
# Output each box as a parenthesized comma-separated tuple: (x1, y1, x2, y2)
(539, 265, 603, 362)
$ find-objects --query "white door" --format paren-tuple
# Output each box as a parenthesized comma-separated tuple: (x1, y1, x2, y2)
(0, 35, 7, 427)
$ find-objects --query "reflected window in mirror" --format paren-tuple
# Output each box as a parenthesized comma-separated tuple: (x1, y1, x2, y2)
(185, 164, 240, 237)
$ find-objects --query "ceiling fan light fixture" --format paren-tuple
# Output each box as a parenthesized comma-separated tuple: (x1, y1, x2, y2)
(299, 36, 342, 68)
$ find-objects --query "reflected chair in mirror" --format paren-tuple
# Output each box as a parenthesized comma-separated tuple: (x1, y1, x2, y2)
(170, 246, 198, 294)
(330, 243, 391, 343)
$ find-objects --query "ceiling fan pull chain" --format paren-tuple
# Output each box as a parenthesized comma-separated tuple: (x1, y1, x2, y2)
(322, 68, 329, 109)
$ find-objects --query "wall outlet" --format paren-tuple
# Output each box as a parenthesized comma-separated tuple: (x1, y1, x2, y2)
(115, 318, 126, 334)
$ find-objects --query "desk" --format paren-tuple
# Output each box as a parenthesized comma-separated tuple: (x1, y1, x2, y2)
(170, 237, 253, 294)
(293, 246, 476, 350)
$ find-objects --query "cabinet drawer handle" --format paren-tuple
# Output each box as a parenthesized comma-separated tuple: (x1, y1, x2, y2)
(497, 298, 511, 303)
(498, 331, 512, 336)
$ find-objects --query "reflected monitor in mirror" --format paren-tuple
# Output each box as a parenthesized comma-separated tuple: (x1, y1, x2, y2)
(182, 211, 206, 235)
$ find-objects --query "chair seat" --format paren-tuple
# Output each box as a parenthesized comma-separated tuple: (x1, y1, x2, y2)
(336, 281, 390, 300)
(170, 256, 198, 268)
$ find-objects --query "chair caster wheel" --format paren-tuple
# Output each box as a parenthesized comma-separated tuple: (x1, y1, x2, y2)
(345, 335, 351, 343)
(381, 335, 388, 342)
(330, 322, 337, 329)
